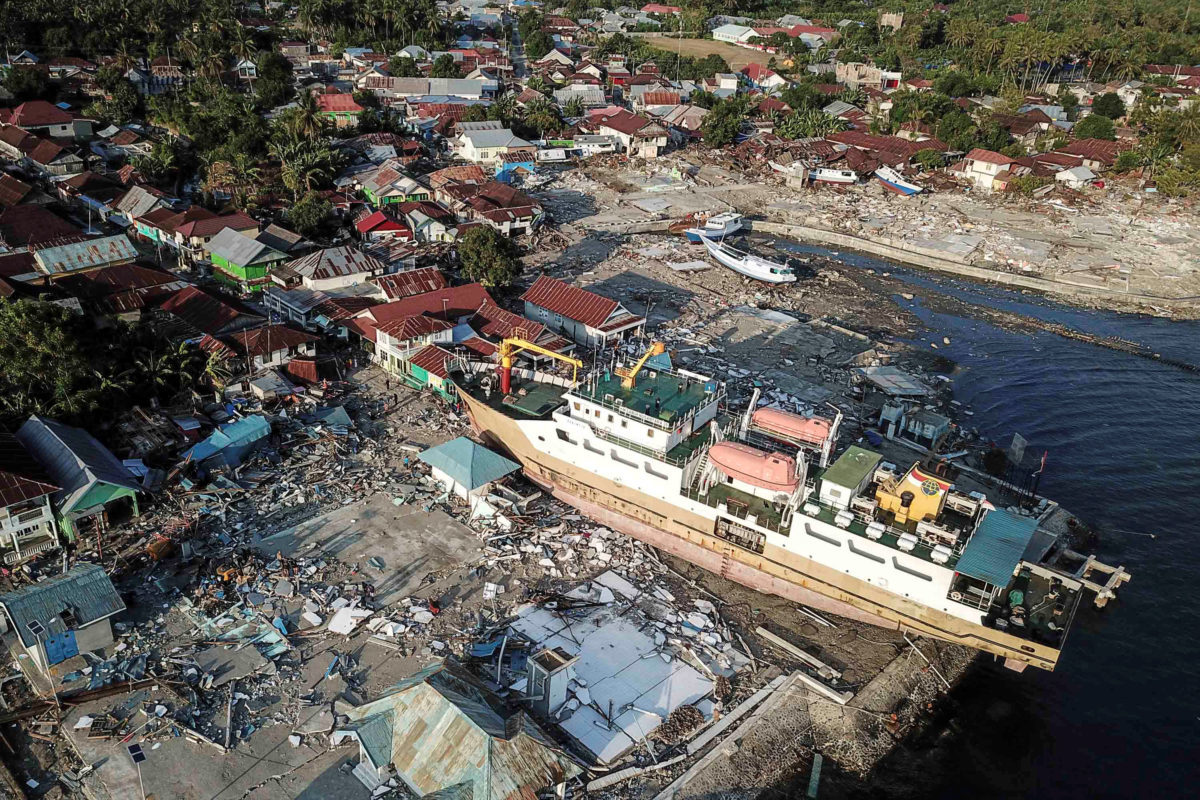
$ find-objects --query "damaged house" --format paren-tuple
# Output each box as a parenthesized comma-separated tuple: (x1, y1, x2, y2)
(333, 659, 581, 796)
(15, 416, 140, 541)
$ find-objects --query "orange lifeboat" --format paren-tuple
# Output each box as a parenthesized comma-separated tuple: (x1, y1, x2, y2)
(708, 442, 799, 493)
(751, 407, 832, 447)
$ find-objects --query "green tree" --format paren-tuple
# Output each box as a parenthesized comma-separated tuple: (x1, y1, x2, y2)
(287, 191, 334, 237)
(524, 30, 555, 61)
(701, 100, 742, 147)
(388, 56, 420, 77)
(1073, 114, 1117, 140)
(562, 96, 584, 118)
(255, 51, 295, 109)
(2, 67, 54, 101)
(912, 148, 944, 170)
(1091, 92, 1126, 119)
(458, 226, 522, 289)
(430, 54, 461, 79)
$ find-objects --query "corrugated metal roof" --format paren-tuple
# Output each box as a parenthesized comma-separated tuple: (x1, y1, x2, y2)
(15, 415, 139, 516)
(160, 286, 264, 336)
(0, 563, 125, 647)
(285, 246, 385, 281)
(33, 234, 137, 275)
(520, 275, 617, 329)
(419, 437, 518, 491)
(409, 344, 455, 379)
(956, 509, 1040, 587)
(374, 267, 449, 300)
(338, 660, 580, 799)
(207, 227, 284, 267)
(0, 431, 58, 508)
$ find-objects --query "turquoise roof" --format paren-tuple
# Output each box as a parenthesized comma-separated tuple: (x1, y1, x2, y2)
(419, 437, 519, 491)
(956, 509, 1039, 587)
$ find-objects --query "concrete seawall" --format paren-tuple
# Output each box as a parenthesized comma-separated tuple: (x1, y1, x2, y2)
(747, 220, 1200, 310)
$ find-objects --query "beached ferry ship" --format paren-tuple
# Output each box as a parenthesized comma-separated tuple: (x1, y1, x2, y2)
(447, 343, 1118, 672)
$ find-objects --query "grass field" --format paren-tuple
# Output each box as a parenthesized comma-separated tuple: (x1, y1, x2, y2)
(644, 36, 773, 71)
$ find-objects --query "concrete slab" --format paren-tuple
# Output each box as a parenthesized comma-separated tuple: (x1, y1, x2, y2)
(252, 496, 484, 606)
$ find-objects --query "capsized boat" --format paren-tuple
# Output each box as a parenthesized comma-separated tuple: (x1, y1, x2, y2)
(875, 166, 923, 195)
(701, 236, 796, 284)
(678, 211, 744, 242)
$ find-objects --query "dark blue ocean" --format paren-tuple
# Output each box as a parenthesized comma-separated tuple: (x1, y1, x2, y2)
(778, 243, 1200, 799)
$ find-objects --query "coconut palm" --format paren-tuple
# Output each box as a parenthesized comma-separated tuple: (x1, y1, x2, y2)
(230, 26, 258, 89)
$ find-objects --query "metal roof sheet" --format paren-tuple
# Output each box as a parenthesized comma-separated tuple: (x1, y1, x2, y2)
(15, 415, 139, 515)
(821, 445, 882, 490)
(519, 275, 620, 329)
(956, 509, 1040, 587)
(0, 563, 125, 647)
(338, 660, 580, 799)
(419, 437, 519, 491)
(207, 227, 284, 267)
(0, 431, 58, 508)
(374, 267, 449, 300)
(284, 245, 385, 281)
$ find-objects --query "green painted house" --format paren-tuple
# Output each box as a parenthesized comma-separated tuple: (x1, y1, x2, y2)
(207, 227, 287, 293)
(15, 416, 141, 541)
(361, 166, 430, 207)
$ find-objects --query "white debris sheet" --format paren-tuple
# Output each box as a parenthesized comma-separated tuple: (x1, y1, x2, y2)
(507, 570, 747, 765)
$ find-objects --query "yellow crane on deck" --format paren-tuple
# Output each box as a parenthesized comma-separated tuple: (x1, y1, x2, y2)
(498, 337, 583, 394)
(615, 342, 665, 389)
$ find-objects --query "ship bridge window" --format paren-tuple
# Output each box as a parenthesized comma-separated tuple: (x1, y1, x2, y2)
(556, 429, 574, 444)
(892, 557, 932, 582)
(573, 402, 580, 411)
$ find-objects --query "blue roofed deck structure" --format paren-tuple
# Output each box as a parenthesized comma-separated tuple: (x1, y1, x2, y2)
(957, 509, 1040, 588)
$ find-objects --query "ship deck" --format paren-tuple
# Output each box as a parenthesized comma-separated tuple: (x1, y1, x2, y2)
(456, 373, 569, 419)
(575, 368, 715, 426)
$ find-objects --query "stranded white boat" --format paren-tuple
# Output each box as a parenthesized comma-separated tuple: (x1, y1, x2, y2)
(680, 211, 744, 242)
(875, 166, 923, 195)
(811, 167, 858, 184)
(701, 236, 796, 283)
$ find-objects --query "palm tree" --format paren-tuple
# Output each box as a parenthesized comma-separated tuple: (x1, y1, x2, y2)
(292, 91, 325, 139)
(947, 19, 974, 50)
(523, 95, 561, 137)
(230, 26, 258, 90)
(1175, 104, 1200, 147)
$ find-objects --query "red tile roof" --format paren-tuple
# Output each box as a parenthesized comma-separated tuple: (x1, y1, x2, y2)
(160, 286, 263, 336)
(0, 205, 81, 247)
(227, 324, 319, 357)
(376, 314, 454, 341)
(964, 147, 1016, 165)
(0, 173, 32, 208)
(355, 209, 410, 236)
(366, 282, 494, 324)
(0, 431, 58, 508)
(373, 267, 449, 300)
(459, 336, 497, 357)
(520, 275, 620, 329)
(429, 165, 488, 188)
(317, 94, 365, 113)
(1056, 138, 1128, 166)
(0, 251, 36, 279)
(0, 100, 73, 127)
(408, 344, 454, 379)
(641, 90, 681, 106)
(596, 109, 657, 137)
(175, 212, 259, 239)
(472, 302, 545, 341)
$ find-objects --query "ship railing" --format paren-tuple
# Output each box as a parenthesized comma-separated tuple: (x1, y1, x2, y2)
(591, 428, 699, 467)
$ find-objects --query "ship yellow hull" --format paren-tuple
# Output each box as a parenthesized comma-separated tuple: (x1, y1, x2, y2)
(459, 391, 1062, 671)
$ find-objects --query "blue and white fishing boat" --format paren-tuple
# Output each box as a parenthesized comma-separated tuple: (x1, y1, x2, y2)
(681, 211, 744, 242)
(875, 166, 923, 196)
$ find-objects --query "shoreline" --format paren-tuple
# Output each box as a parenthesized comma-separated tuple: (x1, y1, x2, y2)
(746, 219, 1200, 316)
